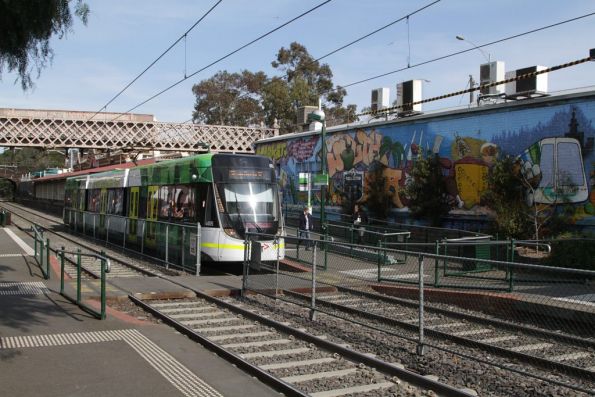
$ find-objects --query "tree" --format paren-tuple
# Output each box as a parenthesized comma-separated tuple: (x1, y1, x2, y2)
(191, 70, 266, 126)
(190, 42, 357, 132)
(405, 154, 450, 226)
(481, 156, 532, 239)
(267, 42, 353, 132)
(362, 163, 394, 219)
(0, 0, 89, 90)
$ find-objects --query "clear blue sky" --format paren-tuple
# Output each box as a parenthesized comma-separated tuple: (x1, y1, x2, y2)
(1, 0, 594, 123)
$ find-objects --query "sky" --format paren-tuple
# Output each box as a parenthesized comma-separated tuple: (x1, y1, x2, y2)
(1, 0, 594, 124)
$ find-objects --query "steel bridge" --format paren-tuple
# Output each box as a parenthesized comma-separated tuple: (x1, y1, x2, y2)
(0, 108, 278, 153)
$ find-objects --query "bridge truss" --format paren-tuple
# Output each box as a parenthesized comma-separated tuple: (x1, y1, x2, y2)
(0, 110, 277, 153)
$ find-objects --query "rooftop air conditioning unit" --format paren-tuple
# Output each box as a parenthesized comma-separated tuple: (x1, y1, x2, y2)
(505, 65, 548, 97)
(296, 106, 319, 126)
(371, 88, 390, 112)
(396, 80, 422, 114)
(479, 61, 505, 95)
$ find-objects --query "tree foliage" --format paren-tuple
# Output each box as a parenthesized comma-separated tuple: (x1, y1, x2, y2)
(362, 163, 394, 219)
(481, 156, 532, 239)
(405, 154, 450, 226)
(191, 42, 356, 132)
(191, 70, 266, 126)
(0, 0, 89, 90)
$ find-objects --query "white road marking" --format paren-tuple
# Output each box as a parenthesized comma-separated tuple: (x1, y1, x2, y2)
(3, 228, 35, 256)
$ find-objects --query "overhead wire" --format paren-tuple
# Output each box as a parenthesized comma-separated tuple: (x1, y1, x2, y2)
(108, 0, 334, 122)
(88, 0, 223, 122)
(231, 0, 441, 101)
(357, 54, 593, 117)
(339, 11, 595, 90)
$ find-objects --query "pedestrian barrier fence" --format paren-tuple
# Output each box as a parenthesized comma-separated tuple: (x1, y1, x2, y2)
(64, 208, 201, 275)
(31, 223, 110, 319)
(32, 225, 50, 280)
(58, 247, 110, 320)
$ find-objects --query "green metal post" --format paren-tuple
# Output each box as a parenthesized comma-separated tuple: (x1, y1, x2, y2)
(508, 239, 515, 292)
(350, 225, 354, 257)
(377, 240, 383, 282)
(60, 246, 65, 294)
(100, 250, 106, 320)
(434, 240, 440, 287)
(323, 229, 328, 270)
(76, 248, 82, 304)
(34, 233, 38, 258)
(45, 238, 50, 280)
(39, 236, 44, 275)
(320, 121, 326, 232)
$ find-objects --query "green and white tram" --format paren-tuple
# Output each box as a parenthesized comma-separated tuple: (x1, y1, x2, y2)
(64, 153, 285, 270)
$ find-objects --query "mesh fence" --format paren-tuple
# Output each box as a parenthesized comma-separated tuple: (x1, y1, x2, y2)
(244, 229, 595, 386)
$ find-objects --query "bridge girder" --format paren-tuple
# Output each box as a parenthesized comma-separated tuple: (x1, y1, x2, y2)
(0, 112, 277, 153)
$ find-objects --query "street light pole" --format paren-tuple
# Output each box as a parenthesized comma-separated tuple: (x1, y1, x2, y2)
(456, 35, 490, 63)
(308, 109, 327, 230)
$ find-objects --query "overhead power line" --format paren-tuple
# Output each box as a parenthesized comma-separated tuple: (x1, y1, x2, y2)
(340, 11, 595, 90)
(88, 0, 223, 121)
(230, 0, 441, 106)
(109, 0, 333, 122)
(357, 54, 594, 117)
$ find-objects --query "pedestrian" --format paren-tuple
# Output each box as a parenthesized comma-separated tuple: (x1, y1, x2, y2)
(298, 207, 314, 250)
(352, 204, 368, 244)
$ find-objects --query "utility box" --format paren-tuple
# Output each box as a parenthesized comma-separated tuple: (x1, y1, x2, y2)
(505, 65, 548, 98)
(396, 80, 423, 114)
(479, 61, 505, 95)
(371, 88, 390, 113)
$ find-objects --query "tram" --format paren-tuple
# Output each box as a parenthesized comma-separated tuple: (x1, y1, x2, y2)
(63, 153, 285, 267)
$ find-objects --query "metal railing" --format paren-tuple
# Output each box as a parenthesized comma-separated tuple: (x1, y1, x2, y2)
(64, 208, 201, 274)
(58, 247, 110, 320)
(32, 225, 50, 280)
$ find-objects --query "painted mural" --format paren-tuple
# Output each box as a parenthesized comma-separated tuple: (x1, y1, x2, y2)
(256, 95, 595, 229)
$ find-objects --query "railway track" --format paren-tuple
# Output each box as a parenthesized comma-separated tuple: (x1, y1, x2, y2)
(236, 285, 595, 394)
(1, 201, 176, 279)
(131, 291, 473, 397)
(0, 201, 474, 395)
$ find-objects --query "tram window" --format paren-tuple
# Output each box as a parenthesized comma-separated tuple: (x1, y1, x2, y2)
(538, 143, 554, 189)
(88, 189, 101, 212)
(108, 189, 124, 215)
(159, 185, 172, 219)
(139, 187, 147, 219)
(173, 185, 193, 220)
(196, 184, 218, 227)
(557, 142, 583, 186)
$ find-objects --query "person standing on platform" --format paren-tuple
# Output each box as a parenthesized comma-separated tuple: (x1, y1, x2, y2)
(298, 207, 314, 250)
(352, 204, 368, 244)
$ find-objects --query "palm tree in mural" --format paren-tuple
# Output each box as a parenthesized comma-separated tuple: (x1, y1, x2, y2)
(380, 136, 405, 168)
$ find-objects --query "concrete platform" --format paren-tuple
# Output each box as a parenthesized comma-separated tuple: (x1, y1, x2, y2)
(0, 226, 280, 397)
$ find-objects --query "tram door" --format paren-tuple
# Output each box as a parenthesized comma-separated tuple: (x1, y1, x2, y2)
(146, 186, 159, 248)
(99, 188, 108, 233)
(128, 187, 139, 243)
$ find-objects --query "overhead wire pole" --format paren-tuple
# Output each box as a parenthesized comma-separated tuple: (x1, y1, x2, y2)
(108, 0, 334, 123)
(86, 0, 224, 122)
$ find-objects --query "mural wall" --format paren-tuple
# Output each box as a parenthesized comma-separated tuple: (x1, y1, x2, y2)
(256, 94, 595, 229)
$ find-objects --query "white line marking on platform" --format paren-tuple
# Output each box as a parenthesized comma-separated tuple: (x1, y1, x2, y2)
(1, 329, 223, 397)
(0, 254, 24, 257)
(0, 281, 48, 296)
(3, 228, 34, 256)
(553, 294, 595, 307)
